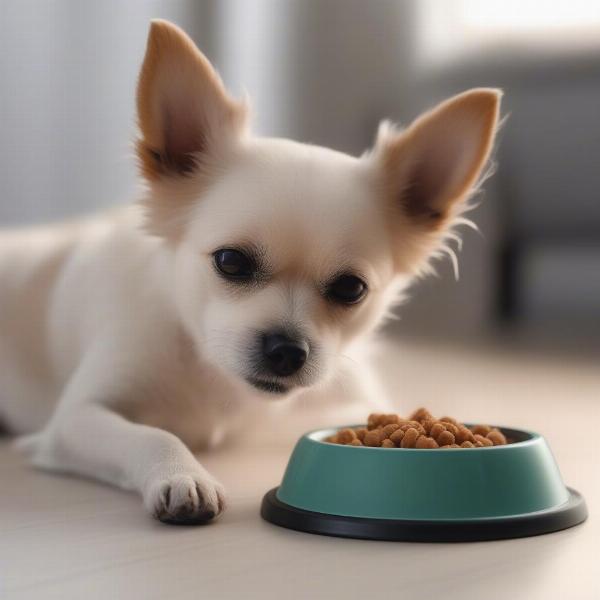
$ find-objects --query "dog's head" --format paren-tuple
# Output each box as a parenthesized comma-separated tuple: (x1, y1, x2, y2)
(136, 20, 500, 397)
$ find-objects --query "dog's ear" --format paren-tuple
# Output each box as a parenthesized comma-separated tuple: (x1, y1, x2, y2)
(136, 19, 247, 180)
(374, 88, 501, 273)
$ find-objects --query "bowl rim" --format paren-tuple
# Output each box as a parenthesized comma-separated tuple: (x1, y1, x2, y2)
(305, 424, 541, 452)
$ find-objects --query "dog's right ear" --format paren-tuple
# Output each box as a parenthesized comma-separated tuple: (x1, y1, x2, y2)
(136, 20, 247, 180)
(373, 89, 501, 275)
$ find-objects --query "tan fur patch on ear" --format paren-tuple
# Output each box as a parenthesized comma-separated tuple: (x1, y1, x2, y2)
(136, 19, 247, 180)
(381, 88, 501, 231)
(373, 89, 501, 276)
(136, 139, 169, 182)
(135, 20, 249, 241)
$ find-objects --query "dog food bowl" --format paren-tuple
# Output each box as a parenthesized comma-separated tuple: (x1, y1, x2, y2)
(261, 425, 587, 542)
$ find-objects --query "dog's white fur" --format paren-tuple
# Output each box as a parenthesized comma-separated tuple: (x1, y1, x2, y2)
(0, 21, 500, 524)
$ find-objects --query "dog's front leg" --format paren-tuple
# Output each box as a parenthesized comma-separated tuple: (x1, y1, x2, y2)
(19, 403, 226, 524)
(17, 351, 226, 524)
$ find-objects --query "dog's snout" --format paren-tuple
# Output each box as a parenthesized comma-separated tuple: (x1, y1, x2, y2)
(262, 333, 308, 377)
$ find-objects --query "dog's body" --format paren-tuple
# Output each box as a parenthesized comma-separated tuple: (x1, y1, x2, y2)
(0, 202, 386, 442)
(0, 21, 500, 524)
(0, 206, 244, 440)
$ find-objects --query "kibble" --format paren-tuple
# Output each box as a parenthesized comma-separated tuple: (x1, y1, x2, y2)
(382, 423, 400, 438)
(429, 423, 446, 439)
(326, 408, 511, 449)
(355, 428, 368, 442)
(416, 436, 439, 449)
(437, 430, 455, 446)
(400, 428, 420, 448)
(487, 430, 507, 445)
(471, 424, 492, 436)
(473, 434, 493, 447)
(389, 429, 405, 445)
(364, 429, 384, 447)
(336, 428, 357, 444)
(456, 425, 475, 444)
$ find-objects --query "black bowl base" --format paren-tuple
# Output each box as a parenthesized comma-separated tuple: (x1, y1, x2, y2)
(261, 487, 587, 542)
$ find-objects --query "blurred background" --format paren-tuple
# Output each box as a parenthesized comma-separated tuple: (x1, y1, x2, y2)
(1, 0, 599, 355)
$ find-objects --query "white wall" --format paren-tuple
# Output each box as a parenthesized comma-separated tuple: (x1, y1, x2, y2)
(0, 1, 203, 225)
(0, 0, 416, 226)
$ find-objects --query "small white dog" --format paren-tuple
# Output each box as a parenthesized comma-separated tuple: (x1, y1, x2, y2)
(0, 21, 500, 524)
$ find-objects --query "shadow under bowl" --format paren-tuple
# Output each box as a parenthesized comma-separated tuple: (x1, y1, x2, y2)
(261, 425, 587, 542)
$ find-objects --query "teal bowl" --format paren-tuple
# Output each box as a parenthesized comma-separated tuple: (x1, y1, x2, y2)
(261, 425, 587, 542)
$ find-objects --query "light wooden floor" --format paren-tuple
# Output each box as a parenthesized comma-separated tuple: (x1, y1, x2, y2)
(1, 339, 598, 600)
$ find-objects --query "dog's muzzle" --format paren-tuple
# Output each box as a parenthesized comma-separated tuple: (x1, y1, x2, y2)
(261, 333, 308, 377)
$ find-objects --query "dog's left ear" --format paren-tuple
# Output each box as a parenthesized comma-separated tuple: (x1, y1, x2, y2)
(136, 19, 247, 180)
(374, 88, 501, 271)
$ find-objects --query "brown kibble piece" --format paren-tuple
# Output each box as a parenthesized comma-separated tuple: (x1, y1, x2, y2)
(380, 414, 400, 427)
(404, 420, 425, 433)
(389, 429, 405, 446)
(456, 425, 475, 444)
(437, 430, 455, 446)
(399, 421, 425, 434)
(328, 410, 515, 450)
(474, 434, 493, 447)
(409, 408, 433, 422)
(421, 419, 436, 434)
(364, 429, 384, 447)
(487, 430, 507, 446)
(471, 424, 492, 436)
(401, 428, 420, 448)
(367, 413, 383, 430)
(382, 423, 400, 438)
(355, 428, 368, 442)
(336, 428, 357, 444)
(368, 413, 400, 429)
(416, 436, 439, 449)
(443, 422, 459, 436)
(429, 423, 446, 438)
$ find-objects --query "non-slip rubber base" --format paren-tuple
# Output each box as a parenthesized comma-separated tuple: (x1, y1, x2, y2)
(261, 487, 587, 542)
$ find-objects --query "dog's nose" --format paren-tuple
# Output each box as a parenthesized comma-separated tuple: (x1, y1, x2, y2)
(263, 333, 308, 377)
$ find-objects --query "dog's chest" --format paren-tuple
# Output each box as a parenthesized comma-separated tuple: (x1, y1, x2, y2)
(123, 359, 250, 451)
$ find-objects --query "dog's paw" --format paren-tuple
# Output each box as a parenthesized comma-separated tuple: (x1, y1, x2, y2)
(13, 433, 41, 456)
(145, 473, 227, 525)
(13, 431, 61, 471)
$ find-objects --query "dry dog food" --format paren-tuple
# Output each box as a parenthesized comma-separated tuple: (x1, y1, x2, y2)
(326, 408, 508, 449)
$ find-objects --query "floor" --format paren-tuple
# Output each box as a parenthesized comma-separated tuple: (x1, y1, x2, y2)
(1, 338, 598, 600)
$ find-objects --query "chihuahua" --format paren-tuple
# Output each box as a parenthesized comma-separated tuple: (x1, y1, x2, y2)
(0, 20, 500, 524)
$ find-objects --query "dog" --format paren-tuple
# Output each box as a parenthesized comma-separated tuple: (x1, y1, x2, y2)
(0, 20, 500, 524)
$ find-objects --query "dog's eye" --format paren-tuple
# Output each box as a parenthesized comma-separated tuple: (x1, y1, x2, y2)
(213, 249, 256, 280)
(327, 274, 367, 305)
